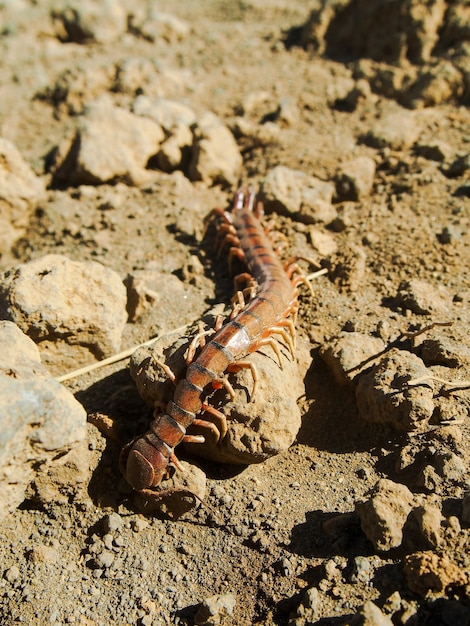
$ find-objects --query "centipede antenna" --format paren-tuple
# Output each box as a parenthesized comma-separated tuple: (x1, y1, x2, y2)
(246, 187, 255, 212)
(234, 188, 245, 210)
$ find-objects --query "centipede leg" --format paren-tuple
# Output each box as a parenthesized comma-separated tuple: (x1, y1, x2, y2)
(217, 232, 241, 257)
(228, 246, 246, 273)
(233, 271, 254, 291)
(254, 199, 264, 220)
(227, 360, 258, 401)
(190, 413, 224, 442)
(182, 433, 206, 444)
(153, 359, 177, 383)
(268, 326, 295, 357)
(212, 376, 236, 400)
(185, 325, 215, 364)
(278, 317, 296, 345)
(254, 336, 283, 368)
(202, 403, 228, 439)
(284, 257, 315, 297)
(215, 222, 237, 250)
(185, 316, 224, 364)
(230, 291, 245, 319)
(203, 207, 232, 230)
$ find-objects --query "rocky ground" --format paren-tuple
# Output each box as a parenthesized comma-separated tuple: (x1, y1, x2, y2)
(0, 1, 469, 625)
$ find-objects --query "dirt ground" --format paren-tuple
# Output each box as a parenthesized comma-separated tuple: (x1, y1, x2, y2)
(0, 1, 469, 625)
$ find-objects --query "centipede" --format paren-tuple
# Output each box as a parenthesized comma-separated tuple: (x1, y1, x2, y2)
(120, 187, 308, 499)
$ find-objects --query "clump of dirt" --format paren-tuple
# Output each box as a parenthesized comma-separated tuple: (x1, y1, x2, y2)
(0, 1, 469, 625)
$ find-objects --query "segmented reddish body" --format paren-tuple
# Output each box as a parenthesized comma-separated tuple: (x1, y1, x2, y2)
(121, 188, 300, 497)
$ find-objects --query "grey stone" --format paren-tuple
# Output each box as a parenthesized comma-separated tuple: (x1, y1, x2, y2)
(397, 279, 452, 316)
(356, 349, 435, 431)
(355, 479, 414, 551)
(52, 98, 164, 186)
(261, 165, 335, 223)
(0, 321, 86, 518)
(194, 592, 236, 626)
(336, 156, 376, 201)
(0, 137, 46, 255)
(53, 0, 128, 44)
(320, 332, 385, 387)
(351, 600, 394, 626)
(188, 112, 242, 186)
(0, 254, 128, 358)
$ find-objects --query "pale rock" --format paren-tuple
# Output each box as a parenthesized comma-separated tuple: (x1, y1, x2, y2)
(232, 117, 281, 148)
(39, 64, 114, 115)
(325, 243, 367, 292)
(403, 502, 443, 550)
(124, 270, 186, 323)
(114, 58, 188, 98)
(132, 96, 196, 130)
(405, 61, 464, 109)
(0, 254, 127, 358)
(194, 592, 236, 626)
(0, 137, 46, 254)
(434, 450, 466, 481)
(28, 442, 92, 506)
(415, 140, 454, 163)
(53, 0, 128, 44)
(157, 123, 194, 172)
(134, 10, 190, 43)
(404, 551, 468, 594)
(320, 332, 386, 387)
(52, 98, 164, 186)
(351, 600, 394, 626)
(336, 156, 376, 201)
(276, 97, 300, 126)
(188, 112, 242, 186)
(240, 90, 272, 116)
(0, 321, 86, 518)
(355, 479, 415, 551)
(397, 279, 452, 316)
(309, 228, 338, 256)
(260, 165, 336, 223)
(363, 110, 421, 150)
(356, 348, 435, 431)
(0, 138, 45, 209)
(419, 337, 470, 368)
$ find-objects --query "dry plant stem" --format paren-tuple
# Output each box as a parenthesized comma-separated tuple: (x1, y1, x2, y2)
(307, 268, 329, 281)
(55, 325, 190, 383)
(407, 374, 470, 390)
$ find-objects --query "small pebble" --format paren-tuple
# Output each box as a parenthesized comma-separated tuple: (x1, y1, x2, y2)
(4, 565, 20, 583)
(103, 512, 123, 533)
(302, 587, 319, 611)
(350, 556, 372, 583)
(132, 518, 149, 532)
(95, 550, 115, 569)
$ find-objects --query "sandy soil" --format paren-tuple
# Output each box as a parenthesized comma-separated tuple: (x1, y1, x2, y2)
(0, 1, 469, 625)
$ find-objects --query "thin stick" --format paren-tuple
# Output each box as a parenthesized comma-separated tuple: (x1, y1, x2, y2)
(55, 325, 189, 383)
(306, 268, 328, 281)
(407, 374, 470, 390)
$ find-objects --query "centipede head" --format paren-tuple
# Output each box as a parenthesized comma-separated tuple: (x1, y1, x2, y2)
(119, 435, 173, 492)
